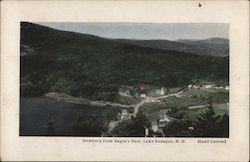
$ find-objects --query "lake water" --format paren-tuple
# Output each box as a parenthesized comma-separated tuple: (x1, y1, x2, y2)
(20, 96, 116, 136)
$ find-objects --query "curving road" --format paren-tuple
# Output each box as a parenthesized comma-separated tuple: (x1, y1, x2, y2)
(45, 90, 185, 118)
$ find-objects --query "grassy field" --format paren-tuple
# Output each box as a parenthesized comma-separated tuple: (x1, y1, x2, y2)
(171, 105, 228, 122)
(115, 95, 139, 105)
(20, 97, 122, 136)
(182, 88, 229, 103)
(139, 88, 229, 122)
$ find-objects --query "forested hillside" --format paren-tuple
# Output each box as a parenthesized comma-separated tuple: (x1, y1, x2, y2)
(20, 22, 229, 101)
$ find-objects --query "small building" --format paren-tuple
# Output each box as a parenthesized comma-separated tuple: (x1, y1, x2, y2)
(119, 88, 131, 97)
(121, 109, 128, 115)
(188, 126, 194, 131)
(188, 84, 193, 89)
(120, 109, 129, 120)
(215, 86, 224, 89)
(151, 121, 159, 133)
(159, 117, 170, 123)
(203, 85, 215, 89)
(144, 126, 149, 137)
(137, 83, 150, 90)
(192, 85, 200, 89)
(225, 85, 229, 90)
(159, 114, 171, 123)
(155, 87, 165, 95)
(140, 94, 147, 98)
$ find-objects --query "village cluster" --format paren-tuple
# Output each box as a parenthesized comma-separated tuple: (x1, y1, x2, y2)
(118, 83, 229, 99)
(114, 83, 229, 137)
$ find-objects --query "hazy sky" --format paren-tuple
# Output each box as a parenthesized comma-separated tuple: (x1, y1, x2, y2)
(38, 22, 229, 40)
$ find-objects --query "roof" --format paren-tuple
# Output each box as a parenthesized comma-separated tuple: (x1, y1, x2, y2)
(137, 83, 150, 89)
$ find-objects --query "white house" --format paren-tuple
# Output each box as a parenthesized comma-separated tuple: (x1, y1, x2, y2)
(225, 85, 229, 90)
(155, 87, 165, 95)
(119, 89, 131, 96)
(140, 94, 147, 98)
(188, 84, 193, 89)
(159, 114, 171, 123)
(144, 127, 149, 137)
(151, 125, 158, 133)
(215, 86, 224, 89)
(188, 126, 194, 131)
(120, 109, 129, 120)
(192, 85, 200, 89)
(203, 85, 215, 89)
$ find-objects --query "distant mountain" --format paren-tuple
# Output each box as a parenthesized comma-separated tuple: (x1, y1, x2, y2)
(178, 38, 228, 44)
(117, 37, 229, 57)
(20, 22, 229, 100)
(177, 38, 229, 57)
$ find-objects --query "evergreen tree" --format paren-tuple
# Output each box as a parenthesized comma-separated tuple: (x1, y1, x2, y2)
(192, 105, 221, 137)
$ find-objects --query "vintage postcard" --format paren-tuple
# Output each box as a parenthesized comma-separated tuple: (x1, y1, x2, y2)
(1, 0, 249, 161)
(20, 22, 230, 138)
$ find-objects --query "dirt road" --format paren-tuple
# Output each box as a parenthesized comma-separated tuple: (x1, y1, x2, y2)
(45, 90, 185, 117)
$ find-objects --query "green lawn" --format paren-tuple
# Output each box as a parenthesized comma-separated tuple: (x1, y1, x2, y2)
(182, 88, 229, 103)
(116, 95, 138, 105)
(173, 106, 228, 122)
(139, 88, 229, 122)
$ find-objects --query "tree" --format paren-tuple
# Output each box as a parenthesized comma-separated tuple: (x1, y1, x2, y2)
(192, 105, 221, 137)
(104, 108, 120, 125)
(163, 120, 192, 137)
(112, 112, 150, 137)
(163, 103, 229, 137)
(216, 114, 229, 137)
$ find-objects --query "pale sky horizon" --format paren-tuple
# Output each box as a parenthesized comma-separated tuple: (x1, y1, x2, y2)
(37, 22, 229, 41)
